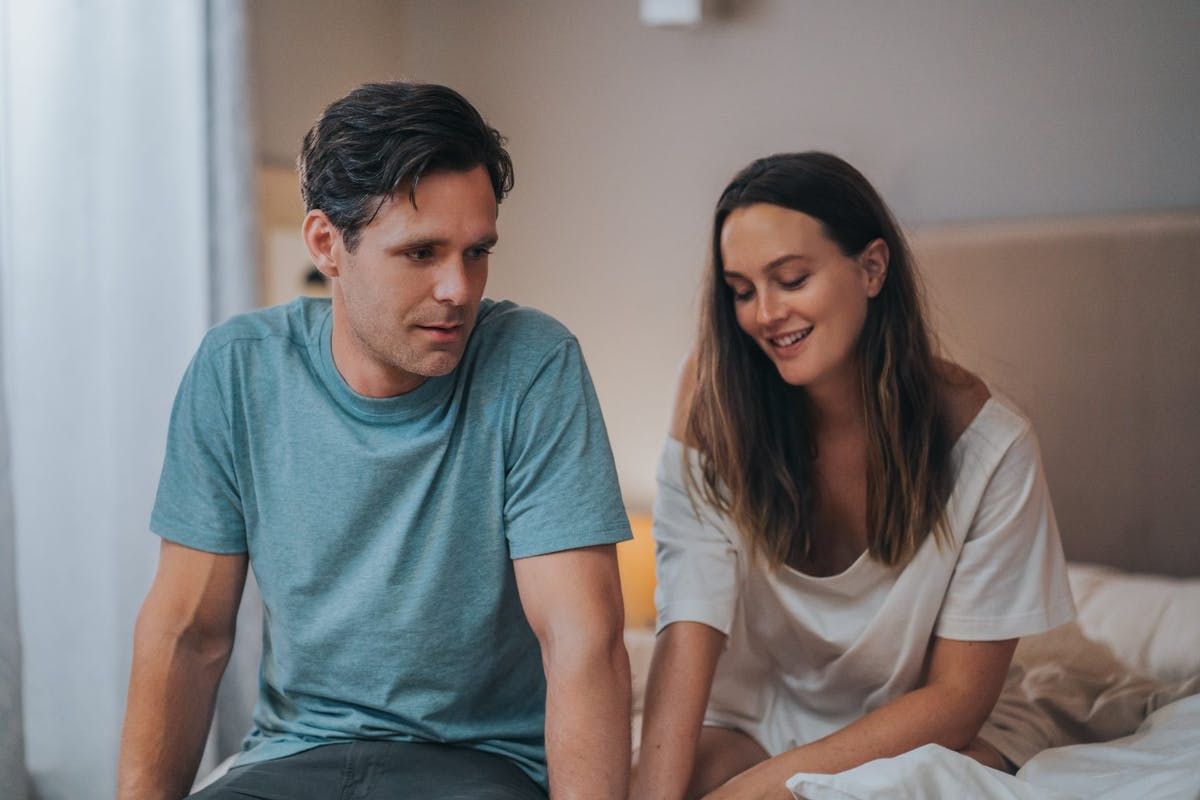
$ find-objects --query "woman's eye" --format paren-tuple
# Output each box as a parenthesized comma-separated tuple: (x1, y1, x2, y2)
(781, 274, 809, 290)
(728, 286, 753, 302)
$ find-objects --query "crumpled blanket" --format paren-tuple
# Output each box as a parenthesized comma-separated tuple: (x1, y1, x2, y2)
(787, 694, 1200, 800)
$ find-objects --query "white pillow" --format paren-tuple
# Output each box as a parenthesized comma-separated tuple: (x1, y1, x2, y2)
(1068, 563, 1200, 682)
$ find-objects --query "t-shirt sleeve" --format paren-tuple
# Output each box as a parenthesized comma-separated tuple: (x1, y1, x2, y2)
(652, 439, 740, 637)
(935, 423, 1076, 640)
(503, 337, 632, 558)
(149, 338, 248, 554)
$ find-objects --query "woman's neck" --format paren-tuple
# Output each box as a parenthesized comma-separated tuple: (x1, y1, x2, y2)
(804, 364, 865, 436)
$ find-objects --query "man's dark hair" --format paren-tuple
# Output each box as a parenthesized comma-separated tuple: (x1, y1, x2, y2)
(299, 81, 514, 251)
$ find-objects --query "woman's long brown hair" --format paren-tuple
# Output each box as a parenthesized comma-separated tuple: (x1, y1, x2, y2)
(685, 152, 953, 568)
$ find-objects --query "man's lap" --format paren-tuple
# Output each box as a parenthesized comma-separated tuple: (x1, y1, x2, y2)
(189, 740, 547, 800)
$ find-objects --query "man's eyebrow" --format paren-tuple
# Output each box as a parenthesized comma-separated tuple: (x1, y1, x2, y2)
(384, 234, 499, 253)
(385, 236, 447, 253)
(723, 253, 810, 279)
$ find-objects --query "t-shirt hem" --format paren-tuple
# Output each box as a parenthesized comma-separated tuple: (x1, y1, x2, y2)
(934, 598, 1076, 641)
(233, 735, 549, 791)
(508, 524, 632, 560)
(233, 738, 337, 769)
(150, 517, 248, 555)
(654, 603, 733, 637)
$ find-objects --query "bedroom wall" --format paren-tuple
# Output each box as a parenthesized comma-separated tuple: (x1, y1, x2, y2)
(248, 2, 1199, 565)
(249, 0, 406, 167)
(391, 0, 1200, 513)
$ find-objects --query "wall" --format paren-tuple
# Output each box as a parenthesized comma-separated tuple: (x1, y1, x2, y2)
(251, 1, 1200, 510)
(394, 0, 1200, 508)
(249, 0, 406, 167)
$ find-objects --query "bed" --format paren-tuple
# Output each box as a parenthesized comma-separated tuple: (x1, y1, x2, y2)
(621, 209, 1200, 798)
(626, 563, 1200, 799)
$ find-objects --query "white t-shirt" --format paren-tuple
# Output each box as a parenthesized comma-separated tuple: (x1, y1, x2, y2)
(653, 392, 1076, 755)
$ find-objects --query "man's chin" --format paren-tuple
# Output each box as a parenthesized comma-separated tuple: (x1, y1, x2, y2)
(410, 349, 465, 378)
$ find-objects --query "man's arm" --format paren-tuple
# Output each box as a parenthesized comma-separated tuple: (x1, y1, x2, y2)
(117, 540, 248, 800)
(513, 543, 631, 799)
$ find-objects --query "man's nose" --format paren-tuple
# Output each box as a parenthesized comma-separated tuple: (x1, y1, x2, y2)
(432, 260, 470, 305)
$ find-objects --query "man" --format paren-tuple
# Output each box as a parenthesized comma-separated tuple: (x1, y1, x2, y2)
(117, 82, 632, 800)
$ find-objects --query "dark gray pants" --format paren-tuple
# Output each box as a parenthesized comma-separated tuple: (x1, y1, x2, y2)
(189, 741, 547, 800)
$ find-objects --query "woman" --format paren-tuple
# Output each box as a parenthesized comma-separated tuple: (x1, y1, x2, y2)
(631, 153, 1075, 800)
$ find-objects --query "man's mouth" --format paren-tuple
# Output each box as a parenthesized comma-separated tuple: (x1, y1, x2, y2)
(416, 322, 466, 342)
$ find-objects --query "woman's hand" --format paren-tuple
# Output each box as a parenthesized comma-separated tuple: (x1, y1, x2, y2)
(701, 636, 1018, 799)
(701, 758, 798, 800)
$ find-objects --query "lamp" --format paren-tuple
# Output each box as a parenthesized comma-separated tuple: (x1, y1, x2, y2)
(639, 0, 702, 27)
(618, 511, 658, 629)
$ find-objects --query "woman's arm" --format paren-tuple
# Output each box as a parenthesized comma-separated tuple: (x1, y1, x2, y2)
(631, 621, 727, 800)
(702, 635, 1017, 800)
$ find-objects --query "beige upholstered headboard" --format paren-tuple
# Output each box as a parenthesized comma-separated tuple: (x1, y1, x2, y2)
(912, 211, 1200, 577)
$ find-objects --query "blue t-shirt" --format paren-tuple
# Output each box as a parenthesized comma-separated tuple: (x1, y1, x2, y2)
(150, 297, 632, 788)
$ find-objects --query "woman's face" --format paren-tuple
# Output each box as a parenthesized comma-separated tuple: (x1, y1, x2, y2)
(719, 203, 887, 390)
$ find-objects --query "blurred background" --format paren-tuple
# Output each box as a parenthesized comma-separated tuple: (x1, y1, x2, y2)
(1, 1, 1197, 798)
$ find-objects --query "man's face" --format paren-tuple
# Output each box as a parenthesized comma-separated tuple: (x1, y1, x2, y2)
(327, 165, 498, 396)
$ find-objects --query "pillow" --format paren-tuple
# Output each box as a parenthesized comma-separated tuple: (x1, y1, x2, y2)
(980, 620, 1200, 768)
(1067, 563, 1200, 682)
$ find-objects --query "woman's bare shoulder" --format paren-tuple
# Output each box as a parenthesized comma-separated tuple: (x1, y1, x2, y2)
(935, 359, 991, 443)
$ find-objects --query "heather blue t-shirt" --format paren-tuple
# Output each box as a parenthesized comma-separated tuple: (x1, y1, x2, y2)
(150, 297, 632, 789)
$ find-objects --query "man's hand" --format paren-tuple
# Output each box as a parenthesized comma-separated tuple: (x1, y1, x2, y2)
(117, 540, 247, 800)
(514, 543, 631, 799)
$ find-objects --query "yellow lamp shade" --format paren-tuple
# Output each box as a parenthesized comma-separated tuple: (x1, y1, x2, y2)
(617, 513, 657, 629)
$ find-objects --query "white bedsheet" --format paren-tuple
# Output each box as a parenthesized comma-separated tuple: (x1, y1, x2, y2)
(1017, 692, 1200, 799)
(786, 694, 1200, 800)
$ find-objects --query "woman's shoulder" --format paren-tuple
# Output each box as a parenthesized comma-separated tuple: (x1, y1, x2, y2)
(934, 359, 993, 445)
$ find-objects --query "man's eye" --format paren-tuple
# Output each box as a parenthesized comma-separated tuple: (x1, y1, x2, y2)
(406, 247, 434, 262)
(466, 246, 493, 260)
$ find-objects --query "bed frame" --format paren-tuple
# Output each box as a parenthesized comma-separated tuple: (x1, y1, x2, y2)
(912, 210, 1200, 577)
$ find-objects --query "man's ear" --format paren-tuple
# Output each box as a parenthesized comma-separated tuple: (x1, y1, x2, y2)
(859, 238, 889, 298)
(302, 210, 344, 279)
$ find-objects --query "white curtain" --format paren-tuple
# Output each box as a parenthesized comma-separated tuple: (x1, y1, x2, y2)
(0, 1, 256, 797)
(0, 55, 30, 790)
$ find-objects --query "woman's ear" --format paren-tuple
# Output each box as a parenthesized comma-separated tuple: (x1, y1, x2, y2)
(859, 238, 889, 298)
(302, 210, 344, 279)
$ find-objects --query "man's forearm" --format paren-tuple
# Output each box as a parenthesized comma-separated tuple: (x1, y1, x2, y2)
(543, 637, 632, 799)
(117, 620, 231, 800)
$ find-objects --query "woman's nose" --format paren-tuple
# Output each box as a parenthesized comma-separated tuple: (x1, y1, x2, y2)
(756, 291, 785, 325)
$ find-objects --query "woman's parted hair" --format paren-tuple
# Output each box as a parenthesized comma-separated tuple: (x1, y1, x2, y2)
(686, 152, 953, 568)
(298, 81, 514, 252)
